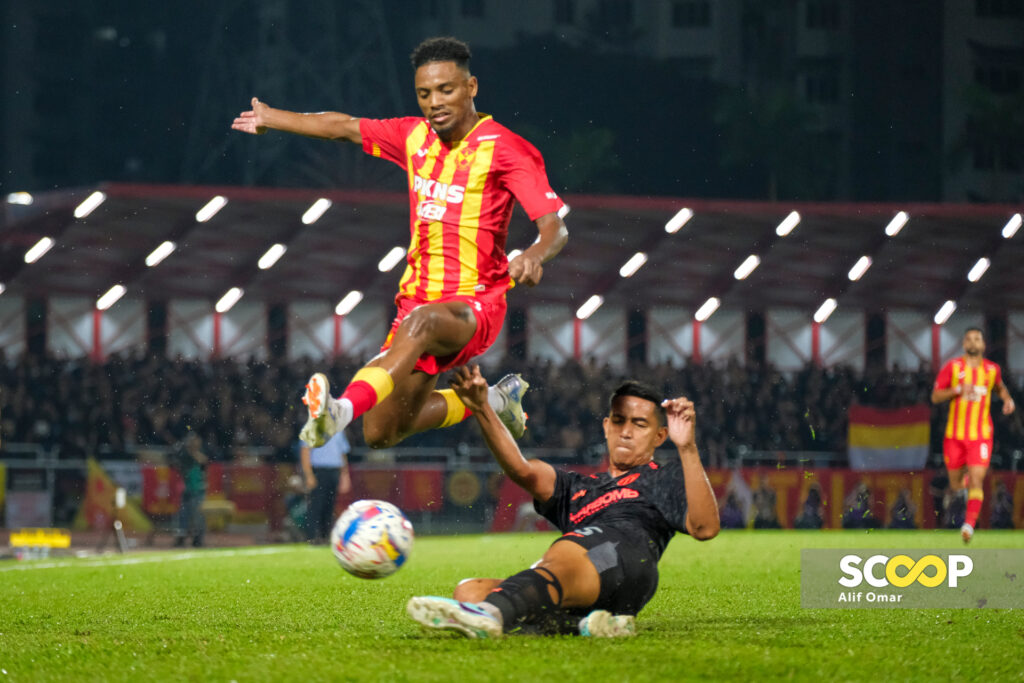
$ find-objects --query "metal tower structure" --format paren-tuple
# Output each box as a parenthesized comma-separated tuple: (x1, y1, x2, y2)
(181, 0, 406, 189)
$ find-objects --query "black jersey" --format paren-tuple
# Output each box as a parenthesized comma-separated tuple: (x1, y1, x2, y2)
(533, 454, 689, 560)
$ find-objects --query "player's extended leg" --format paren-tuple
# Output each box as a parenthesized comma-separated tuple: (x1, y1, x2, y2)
(453, 578, 502, 602)
(301, 301, 476, 447)
(409, 541, 634, 638)
(961, 463, 988, 543)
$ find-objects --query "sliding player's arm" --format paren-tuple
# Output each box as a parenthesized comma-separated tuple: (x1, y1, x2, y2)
(449, 365, 556, 502)
(231, 97, 362, 143)
(663, 397, 719, 541)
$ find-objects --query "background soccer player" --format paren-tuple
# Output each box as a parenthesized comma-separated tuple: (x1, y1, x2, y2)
(931, 327, 1016, 542)
(406, 366, 719, 638)
(231, 37, 567, 449)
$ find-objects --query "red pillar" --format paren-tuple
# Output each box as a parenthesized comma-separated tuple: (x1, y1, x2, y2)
(812, 321, 821, 367)
(931, 323, 941, 373)
(573, 317, 582, 361)
(333, 314, 343, 357)
(92, 309, 103, 363)
(213, 312, 222, 358)
(692, 320, 702, 364)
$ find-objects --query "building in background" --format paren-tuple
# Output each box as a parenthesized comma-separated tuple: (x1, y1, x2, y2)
(1, 0, 1021, 201)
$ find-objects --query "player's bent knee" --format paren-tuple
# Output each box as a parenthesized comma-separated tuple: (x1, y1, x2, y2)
(362, 419, 403, 449)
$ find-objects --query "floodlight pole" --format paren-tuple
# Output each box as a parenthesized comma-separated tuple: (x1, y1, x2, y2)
(812, 322, 821, 366)
(692, 321, 703, 364)
(334, 313, 344, 358)
(92, 308, 103, 363)
(573, 317, 582, 361)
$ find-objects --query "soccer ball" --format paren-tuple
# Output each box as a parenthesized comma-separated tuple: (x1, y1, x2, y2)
(330, 499, 414, 579)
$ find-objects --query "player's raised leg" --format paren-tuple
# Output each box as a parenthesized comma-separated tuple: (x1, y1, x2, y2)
(300, 300, 530, 448)
(300, 300, 475, 447)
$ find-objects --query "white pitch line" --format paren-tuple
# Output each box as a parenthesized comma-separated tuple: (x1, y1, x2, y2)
(0, 545, 301, 572)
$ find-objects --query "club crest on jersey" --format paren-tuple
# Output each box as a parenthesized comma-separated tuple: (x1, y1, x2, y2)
(412, 175, 466, 204)
(455, 147, 477, 170)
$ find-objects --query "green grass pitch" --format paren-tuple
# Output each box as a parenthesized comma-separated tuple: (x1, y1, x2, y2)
(1, 530, 1020, 682)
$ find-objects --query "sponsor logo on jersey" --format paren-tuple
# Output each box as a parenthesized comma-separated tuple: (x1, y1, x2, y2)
(570, 487, 640, 525)
(413, 175, 466, 204)
(416, 200, 447, 222)
(617, 473, 641, 487)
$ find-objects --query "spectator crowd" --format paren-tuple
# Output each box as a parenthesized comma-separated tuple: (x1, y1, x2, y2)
(2, 351, 1022, 466)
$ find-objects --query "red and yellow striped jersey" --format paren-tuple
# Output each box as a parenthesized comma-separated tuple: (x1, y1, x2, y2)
(934, 357, 1003, 441)
(360, 114, 564, 304)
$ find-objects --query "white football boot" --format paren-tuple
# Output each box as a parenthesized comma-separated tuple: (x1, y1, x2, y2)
(406, 596, 503, 639)
(491, 374, 530, 439)
(578, 610, 637, 638)
(299, 373, 339, 447)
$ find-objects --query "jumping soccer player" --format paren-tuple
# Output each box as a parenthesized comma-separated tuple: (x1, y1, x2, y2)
(931, 327, 1016, 543)
(406, 367, 719, 638)
(231, 37, 567, 448)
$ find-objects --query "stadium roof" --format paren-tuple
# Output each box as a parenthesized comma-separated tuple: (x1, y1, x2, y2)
(2, 182, 1022, 314)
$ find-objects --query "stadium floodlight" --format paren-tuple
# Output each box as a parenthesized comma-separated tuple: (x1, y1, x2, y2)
(557, 203, 571, 219)
(884, 211, 909, 236)
(847, 255, 872, 281)
(775, 211, 800, 237)
(74, 191, 107, 219)
(813, 298, 838, 324)
(378, 246, 406, 272)
(1003, 213, 1022, 239)
(619, 252, 648, 278)
(665, 207, 694, 234)
(0, 283, 5, 296)
(575, 294, 604, 320)
(6, 191, 33, 205)
(24, 236, 55, 264)
(145, 241, 176, 267)
(507, 249, 523, 261)
(733, 254, 761, 280)
(335, 290, 363, 316)
(96, 284, 126, 311)
(302, 198, 332, 225)
(195, 196, 228, 223)
(215, 287, 244, 313)
(695, 297, 720, 322)
(934, 300, 956, 325)
(967, 257, 990, 283)
(257, 243, 287, 270)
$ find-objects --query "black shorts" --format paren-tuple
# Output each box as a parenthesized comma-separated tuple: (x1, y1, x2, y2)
(554, 524, 660, 616)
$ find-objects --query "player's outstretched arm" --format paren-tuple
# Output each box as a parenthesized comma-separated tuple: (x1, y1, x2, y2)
(450, 365, 556, 502)
(663, 397, 720, 541)
(231, 97, 362, 143)
(508, 213, 568, 287)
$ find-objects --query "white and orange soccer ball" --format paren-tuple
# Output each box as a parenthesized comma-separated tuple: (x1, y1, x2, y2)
(330, 499, 414, 579)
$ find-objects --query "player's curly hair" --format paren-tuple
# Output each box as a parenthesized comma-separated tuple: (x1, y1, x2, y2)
(410, 36, 472, 71)
(610, 381, 667, 426)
